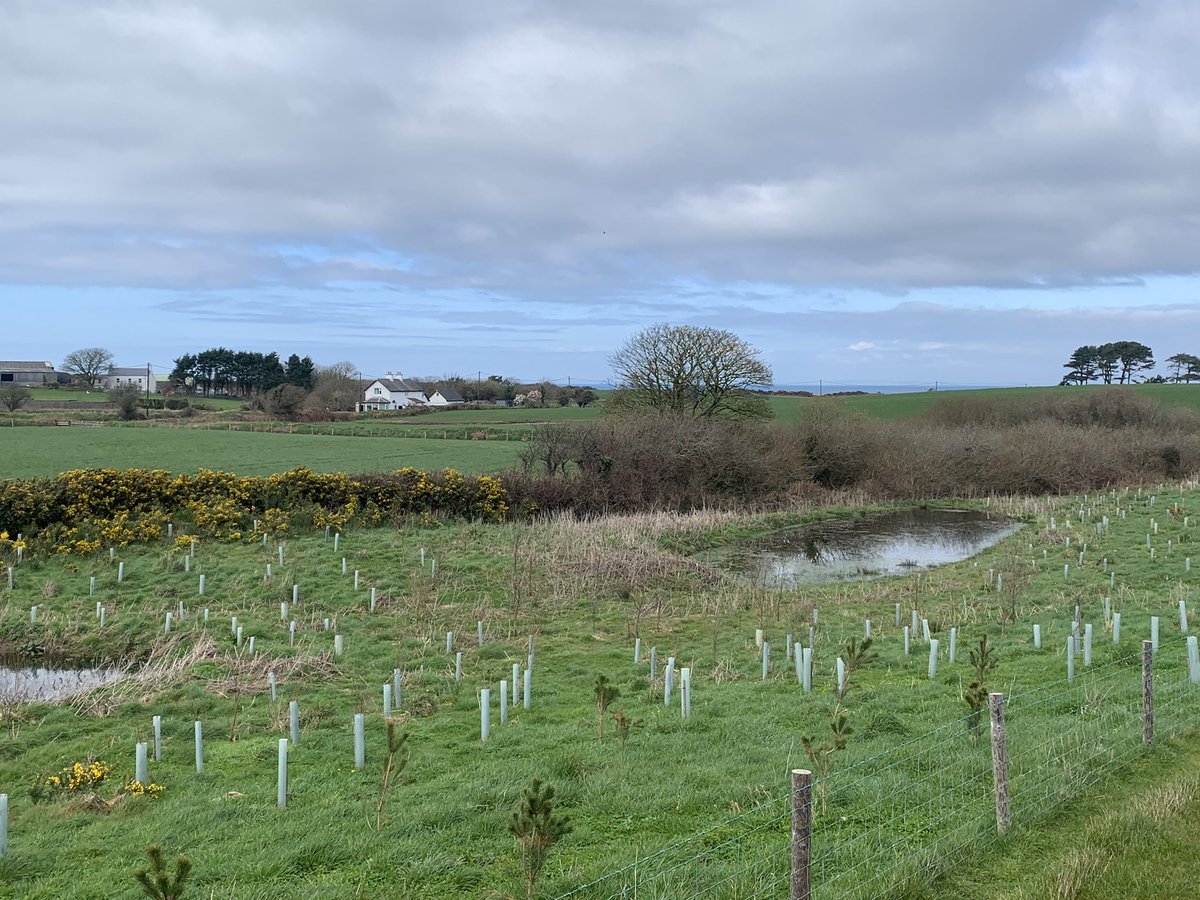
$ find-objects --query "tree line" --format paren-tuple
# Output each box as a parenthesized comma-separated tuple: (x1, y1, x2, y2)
(1060, 342, 1200, 385)
(169, 349, 315, 397)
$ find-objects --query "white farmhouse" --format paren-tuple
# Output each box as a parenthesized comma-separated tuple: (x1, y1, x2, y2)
(104, 366, 158, 394)
(358, 375, 427, 411)
(427, 388, 465, 407)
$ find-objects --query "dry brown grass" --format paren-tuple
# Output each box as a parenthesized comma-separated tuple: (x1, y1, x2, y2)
(70, 631, 335, 716)
(1047, 846, 1114, 900)
(1128, 775, 1200, 825)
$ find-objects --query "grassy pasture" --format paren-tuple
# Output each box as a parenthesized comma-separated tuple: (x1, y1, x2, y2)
(939, 740, 1200, 898)
(768, 382, 1200, 422)
(0, 427, 521, 479)
(0, 485, 1197, 897)
(379, 406, 601, 425)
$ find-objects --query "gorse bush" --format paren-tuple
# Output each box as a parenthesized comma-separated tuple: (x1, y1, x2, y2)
(0, 466, 510, 553)
(34, 759, 111, 800)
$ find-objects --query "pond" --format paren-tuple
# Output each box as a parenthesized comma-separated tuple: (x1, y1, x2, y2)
(0, 664, 123, 703)
(699, 507, 1024, 587)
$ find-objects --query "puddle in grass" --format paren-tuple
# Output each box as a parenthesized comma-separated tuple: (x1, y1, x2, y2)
(699, 507, 1024, 587)
(0, 658, 123, 703)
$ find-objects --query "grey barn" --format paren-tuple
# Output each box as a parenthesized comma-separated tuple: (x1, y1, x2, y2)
(0, 361, 62, 386)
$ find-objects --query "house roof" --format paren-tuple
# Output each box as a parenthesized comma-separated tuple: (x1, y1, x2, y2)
(109, 367, 149, 376)
(0, 361, 55, 371)
(433, 388, 465, 402)
(375, 378, 424, 393)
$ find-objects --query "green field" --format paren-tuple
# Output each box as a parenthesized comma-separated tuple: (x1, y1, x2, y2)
(376, 405, 601, 425)
(0, 427, 521, 479)
(22, 389, 244, 411)
(0, 486, 1198, 897)
(767, 382, 1200, 422)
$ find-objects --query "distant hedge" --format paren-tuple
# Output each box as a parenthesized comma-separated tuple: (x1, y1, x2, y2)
(0, 466, 510, 554)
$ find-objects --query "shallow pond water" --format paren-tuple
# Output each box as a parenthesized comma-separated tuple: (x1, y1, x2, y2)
(699, 507, 1024, 587)
(0, 664, 122, 703)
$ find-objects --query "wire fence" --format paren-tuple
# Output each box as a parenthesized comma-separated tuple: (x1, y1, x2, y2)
(553, 637, 1199, 899)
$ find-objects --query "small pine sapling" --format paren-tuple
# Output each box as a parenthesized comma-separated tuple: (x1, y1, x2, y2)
(594, 674, 619, 740)
(964, 635, 998, 744)
(373, 721, 409, 832)
(802, 637, 872, 811)
(610, 709, 643, 762)
(836, 637, 875, 701)
(134, 845, 192, 900)
(510, 779, 572, 900)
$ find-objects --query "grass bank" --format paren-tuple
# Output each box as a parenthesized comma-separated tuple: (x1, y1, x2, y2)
(0, 482, 1198, 897)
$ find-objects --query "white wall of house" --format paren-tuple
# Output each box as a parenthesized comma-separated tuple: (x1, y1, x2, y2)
(358, 379, 427, 411)
(427, 390, 464, 407)
(104, 369, 158, 394)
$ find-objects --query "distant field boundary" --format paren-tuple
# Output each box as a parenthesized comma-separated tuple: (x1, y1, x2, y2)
(108, 420, 535, 441)
(22, 400, 112, 410)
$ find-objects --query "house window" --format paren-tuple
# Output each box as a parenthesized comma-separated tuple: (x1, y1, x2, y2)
(0, 374, 12, 382)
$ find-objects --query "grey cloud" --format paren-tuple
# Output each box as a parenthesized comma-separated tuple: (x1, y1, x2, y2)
(2, 0, 1198, 303)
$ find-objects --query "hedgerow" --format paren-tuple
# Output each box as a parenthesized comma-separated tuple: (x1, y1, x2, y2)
(0, 466, 509, 554)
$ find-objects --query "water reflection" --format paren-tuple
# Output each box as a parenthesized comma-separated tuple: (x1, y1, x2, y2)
(701, 508, 1023, 587)
(0, 665, 122, 703)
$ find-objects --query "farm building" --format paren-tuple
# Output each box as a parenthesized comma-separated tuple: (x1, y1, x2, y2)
(104, 367, 158, 394)
(427, 388, 465, 407)
(358, 376, 427, 411)
(0, 360, 62, 386)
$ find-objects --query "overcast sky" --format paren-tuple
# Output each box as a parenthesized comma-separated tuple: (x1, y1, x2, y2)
(4, 1, 1200, 388)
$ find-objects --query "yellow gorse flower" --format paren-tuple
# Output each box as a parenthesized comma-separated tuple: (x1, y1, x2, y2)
(3, 465, 513, 555)
(42, 758, 111, 794)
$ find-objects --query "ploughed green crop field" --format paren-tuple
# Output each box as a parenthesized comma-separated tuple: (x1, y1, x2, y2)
(0, 486, 1199, 897)
(0, 427, 522, 479)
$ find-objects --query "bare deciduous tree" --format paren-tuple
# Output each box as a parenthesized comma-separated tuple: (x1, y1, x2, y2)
(609, 324, 773, 419)
(1, 384, 31, 413)
(62, 347, 114, 389)
(108, 385, 142, 420)
(308, 361, 362, 412)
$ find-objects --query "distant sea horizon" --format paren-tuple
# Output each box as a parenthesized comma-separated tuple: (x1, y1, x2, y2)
(557, 381, 1038, 394)
(764, 382, 1032, 395)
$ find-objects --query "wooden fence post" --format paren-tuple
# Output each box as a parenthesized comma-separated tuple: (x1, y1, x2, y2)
(791, 769, 812, 900)
(1142, 640, 1153, 745)
(989, 692, 1011, 833)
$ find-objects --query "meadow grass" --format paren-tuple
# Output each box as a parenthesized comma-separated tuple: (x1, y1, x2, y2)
(0, 482, 1198, 897)
(0, 428, 522, 479)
